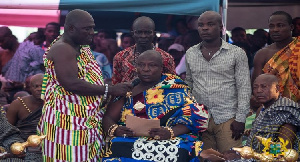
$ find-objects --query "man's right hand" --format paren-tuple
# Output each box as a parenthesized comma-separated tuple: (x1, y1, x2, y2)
(115, 126, 134, 137)
(109, 83, 133, 96)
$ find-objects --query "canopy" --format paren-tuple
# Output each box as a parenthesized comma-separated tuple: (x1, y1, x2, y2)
(0, 0, 220, 30)
(0, 9, 61, 28)
(0, 0, 219, 15)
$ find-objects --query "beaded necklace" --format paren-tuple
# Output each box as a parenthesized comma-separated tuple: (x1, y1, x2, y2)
(17, 97, 32, 113)
(133, 48, 140, 66)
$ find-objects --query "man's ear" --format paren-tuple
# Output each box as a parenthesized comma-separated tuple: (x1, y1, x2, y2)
(220, 24, 224, 32)
(275, 84, 280, 92)
(290, 24, 294, 31)
(68, 25, 75, 33)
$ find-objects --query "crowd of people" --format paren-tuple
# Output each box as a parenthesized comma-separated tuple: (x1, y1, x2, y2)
(0, 8, 299, 162)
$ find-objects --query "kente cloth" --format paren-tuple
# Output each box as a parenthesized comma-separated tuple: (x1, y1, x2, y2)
(103, 74, 209, 162)
(37, 36, 105, 162)
(15, 101, 42, 140)
(112, 45, 176, 84)
(263, 36, 300, 103)
(246, 97, 300, 152)
(3, 41, 44, 83)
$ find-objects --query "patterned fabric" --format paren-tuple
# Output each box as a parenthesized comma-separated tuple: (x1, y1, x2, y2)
(0, 113, 41, 162)
(3, 41, 44, 82)
(185, 39, 251, 124)
(0, 113, 24, 162)
(0, 158, 24, 162)
(112, 45, 176, 84)
(246, 97, 300, 152)
(263, 36, 300, 103)
(37, 36, 105, 161)
(103, 74, 208, 162)
(15, 104, 42, 141)
(92, 51, 112, 79)
(0, 113, 23, 152)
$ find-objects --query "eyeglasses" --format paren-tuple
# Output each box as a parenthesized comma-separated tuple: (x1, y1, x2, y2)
(133, 30, 154, 36)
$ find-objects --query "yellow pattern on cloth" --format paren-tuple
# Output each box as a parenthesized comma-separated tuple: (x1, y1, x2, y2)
(263, 36, 300, 103)
(37, 36, 105, 161)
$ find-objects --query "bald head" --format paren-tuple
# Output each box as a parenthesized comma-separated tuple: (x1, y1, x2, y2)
(29, 73, 44, 99)
(138, 50, 162, 66)
(199, 11, 222, 25)
(253, 74, 280, 107)
(13, 91, 30, 100)
(132, 16, 155, 31)
(64, 9, 93, 28)
(30, 73, 44, 86)
(254, 74, 279, 86)
(137, 50, 163, 83)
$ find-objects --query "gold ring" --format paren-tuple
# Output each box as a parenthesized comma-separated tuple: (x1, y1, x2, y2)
(154, 135, 160, 140)
(126, 92, 132, 98)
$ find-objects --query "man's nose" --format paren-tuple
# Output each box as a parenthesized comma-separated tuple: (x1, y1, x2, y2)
(140, 32, 147, 37)
(89, 28, 94, 35)
(143, 65, 150, 71)
(202, 25, 209, 30)
(257, 87, 263, 92)
(273, 26, 280, 32)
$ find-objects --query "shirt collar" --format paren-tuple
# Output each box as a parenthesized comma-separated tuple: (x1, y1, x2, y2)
(220, 39, 230, 50)
(199, 38, 230, 50)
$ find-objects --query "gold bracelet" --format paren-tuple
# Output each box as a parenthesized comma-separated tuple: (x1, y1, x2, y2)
(108, 124, 119, 137)
(108, 124, 118, 137)
(107, 124, 113, 136)
(164, 126, 175, 139)
(107, 124, 116, 133)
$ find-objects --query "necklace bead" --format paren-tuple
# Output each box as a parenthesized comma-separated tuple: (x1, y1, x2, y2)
(18, 97, 32, 113)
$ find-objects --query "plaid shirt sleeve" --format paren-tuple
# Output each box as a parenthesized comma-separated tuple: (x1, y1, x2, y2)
(234, 48, 251, 123)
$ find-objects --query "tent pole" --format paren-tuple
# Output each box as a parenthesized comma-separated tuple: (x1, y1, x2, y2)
(222, 0, 228, 40)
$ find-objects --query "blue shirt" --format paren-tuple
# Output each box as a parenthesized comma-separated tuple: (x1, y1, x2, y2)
(92, 51, 112, 79)
(4, 41, 44, 82)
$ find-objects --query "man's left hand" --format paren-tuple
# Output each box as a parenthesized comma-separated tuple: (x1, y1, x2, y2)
(149, 127, 171, 140)
(230, 120, 245, 140)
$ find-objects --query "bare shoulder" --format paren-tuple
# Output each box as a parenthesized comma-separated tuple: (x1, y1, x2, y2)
(254, 44, 277, 62)
(8, 97, 23, 111)
(21, 95, 32, 103)
(47, 40, 76, 61)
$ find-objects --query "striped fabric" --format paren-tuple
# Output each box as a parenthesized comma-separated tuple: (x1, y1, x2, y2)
(38, 38, 105, 161)
(185, 39, 251, 124)
(246, 97, 300, 151)
(263, 36, 300, 103)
